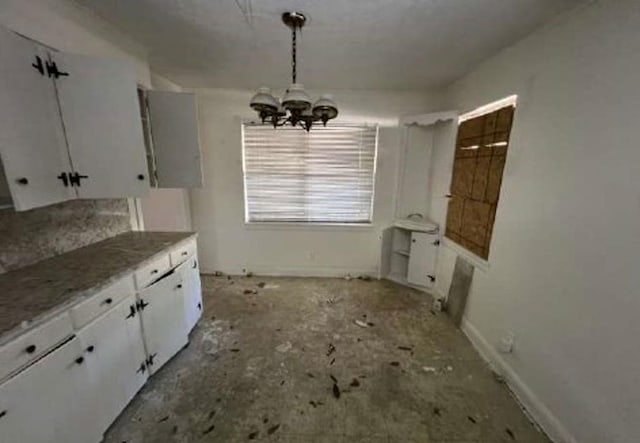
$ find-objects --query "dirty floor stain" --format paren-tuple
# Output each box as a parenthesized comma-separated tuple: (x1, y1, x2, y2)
(103, 276, 551, 443)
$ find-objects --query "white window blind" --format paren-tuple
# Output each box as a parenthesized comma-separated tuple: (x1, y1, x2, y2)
(242, 123, 378, 223)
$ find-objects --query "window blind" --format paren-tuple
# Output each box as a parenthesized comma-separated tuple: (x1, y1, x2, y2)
(242, 123, 378, 223)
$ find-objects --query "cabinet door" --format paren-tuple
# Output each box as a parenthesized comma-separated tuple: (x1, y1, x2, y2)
(0, 337, 98, 443)
(177, 256, 203, 334)
(139, 271, 188, 374)
(407, 232, 438, 287)
(0, 26, 75, 211)
(53, 52, 150, 198)
(76, 295, 148, 436)
(147, 91, 203, 188)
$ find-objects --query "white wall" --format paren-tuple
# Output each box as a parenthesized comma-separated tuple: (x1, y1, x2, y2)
(0, 0, 150, 87)
(396, 125, 434, 219)
(190, 88, 442, 276)
(139, 73, 194, 232)
(429, 1, 640, 442)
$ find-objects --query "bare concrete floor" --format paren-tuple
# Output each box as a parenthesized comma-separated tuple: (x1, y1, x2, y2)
(104, 276, 551, 443)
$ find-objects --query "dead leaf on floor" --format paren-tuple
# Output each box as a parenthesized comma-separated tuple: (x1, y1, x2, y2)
(157, 415, 169, 423)
(267, 424, 280, 435)
(248, 430, 258, 439)
(332, 383, 341, 399)
(330, 374, 337, 383)
(244, 289, 258, 295)
(257, 282, 266, 288)
(350, 378, 360, 387)
(390, 361, 400, 367)
(203, 424, 215, 435)
(505, 428, 516, 440)
(327, 343, 336, 356)
(397, 346, 413, 351)
(467, 415, 476, 424)
(433, 407, 441, 416)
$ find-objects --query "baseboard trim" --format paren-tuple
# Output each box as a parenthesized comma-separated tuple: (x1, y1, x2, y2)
(201, 265, 377, 278)
(460, 318, 577, 443)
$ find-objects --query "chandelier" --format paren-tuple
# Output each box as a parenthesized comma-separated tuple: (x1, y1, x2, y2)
(249, 12, 338, 132)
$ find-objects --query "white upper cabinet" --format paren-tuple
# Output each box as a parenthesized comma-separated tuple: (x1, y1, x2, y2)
(54, 52, 150, 198)
(147, 91, 203, 188)
(0, 27, 75, 211)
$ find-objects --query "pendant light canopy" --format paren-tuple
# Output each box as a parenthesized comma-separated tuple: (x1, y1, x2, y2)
(249, 12, 338, 131)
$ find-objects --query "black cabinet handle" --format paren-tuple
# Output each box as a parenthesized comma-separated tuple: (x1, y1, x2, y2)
(136, 299, 149, 311)
(86, 345, 95, 353)
(181, 251, 188, 256)
(192, 260, 198, 269)
(57, 172, 69, 187)
(151, 269, 159, 275)
(102, 297, 113, 305)
(32, 55, 45, 75)
(197, 302, 202, 310)
(0, 410, 6, 419)
(15, 177, 28, 185)
(147, 353, 157, 366)
(137, 174, 145, 180)
(176, 284, 183, 289)
(126, 304, 137, 319)
(25, 344, 36, 354)
(75, 356, 84, 365)
(136, 362, 146, 374)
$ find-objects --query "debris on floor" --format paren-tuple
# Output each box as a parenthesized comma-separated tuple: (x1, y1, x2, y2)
(257, 282, 266, 288)
(267, 424, 280, 435)
(354, 319, 369, 328)
(422, 366, 437, 373)
(275, 341, 292, 353)
(332, 383, 341, 399)
(397, 346, 413, 351)
(350, 378, 360, 387)
(243, 289, 258, 295)
(327, 343, 336, 356)
(357, 275, 372, 281)
(248, 430, 258, 439)
(390, 361, 400, 367)
(202, 424, 215, 435)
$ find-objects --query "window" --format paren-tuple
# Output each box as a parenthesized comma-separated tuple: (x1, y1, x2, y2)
(445, 97, 516, 259)
(242, 123, 378, 224)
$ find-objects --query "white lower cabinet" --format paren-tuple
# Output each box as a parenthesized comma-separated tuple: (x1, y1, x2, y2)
(138, 270, 189, 375)
(0, 242, 203, 443)
(0, 337, 96, 443)
(76, 294, 148, 437)
(178, 256, 203, 334)
(407, 231, 438, 287)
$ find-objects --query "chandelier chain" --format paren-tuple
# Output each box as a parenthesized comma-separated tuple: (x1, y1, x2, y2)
(291, 26, 297, 83)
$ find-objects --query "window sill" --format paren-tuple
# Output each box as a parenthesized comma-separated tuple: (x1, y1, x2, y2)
(441, 237, 490, 273)
(243, 222, 375, 232)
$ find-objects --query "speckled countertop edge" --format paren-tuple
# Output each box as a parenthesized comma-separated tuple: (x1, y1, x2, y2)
(0, 232, 197, 347)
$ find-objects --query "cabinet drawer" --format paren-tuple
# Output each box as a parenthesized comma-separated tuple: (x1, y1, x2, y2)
(0, 312, 73, 381)
(170, 239, 197, 267)
(135, 254, 171, 289)
(70, 276, 135, 329)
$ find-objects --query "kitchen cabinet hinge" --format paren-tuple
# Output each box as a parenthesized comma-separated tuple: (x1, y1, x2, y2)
(45, 59, 69, 79)
(136, 361, 146, 374)
(432, 240, 440, 246)
(136, 299, 149, 312)
(68, 172, 88, 187)
(146, 353, 157, 367)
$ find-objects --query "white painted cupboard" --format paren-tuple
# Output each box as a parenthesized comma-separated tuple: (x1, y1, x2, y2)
(0, 26, 204, 211)
(0, 239, 202, 443)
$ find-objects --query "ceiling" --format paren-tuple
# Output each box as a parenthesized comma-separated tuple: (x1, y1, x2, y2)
(74, 0, 585, 90)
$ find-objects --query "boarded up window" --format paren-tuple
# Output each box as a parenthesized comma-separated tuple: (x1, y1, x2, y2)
(445, 105, 515, 259)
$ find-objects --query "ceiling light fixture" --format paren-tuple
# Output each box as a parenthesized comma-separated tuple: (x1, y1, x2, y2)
(249, 12, 338, 132)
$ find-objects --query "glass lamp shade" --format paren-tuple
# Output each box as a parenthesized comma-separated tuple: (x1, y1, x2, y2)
(282, 83, 312, 111)
(312, 94, 338, 120)
(250, 87, 279, 113)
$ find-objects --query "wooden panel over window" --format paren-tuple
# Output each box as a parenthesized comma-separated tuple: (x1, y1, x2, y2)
(445, 105, 515, 259)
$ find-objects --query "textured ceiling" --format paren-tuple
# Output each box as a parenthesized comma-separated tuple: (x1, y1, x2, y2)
(74, 0, 586, 90)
